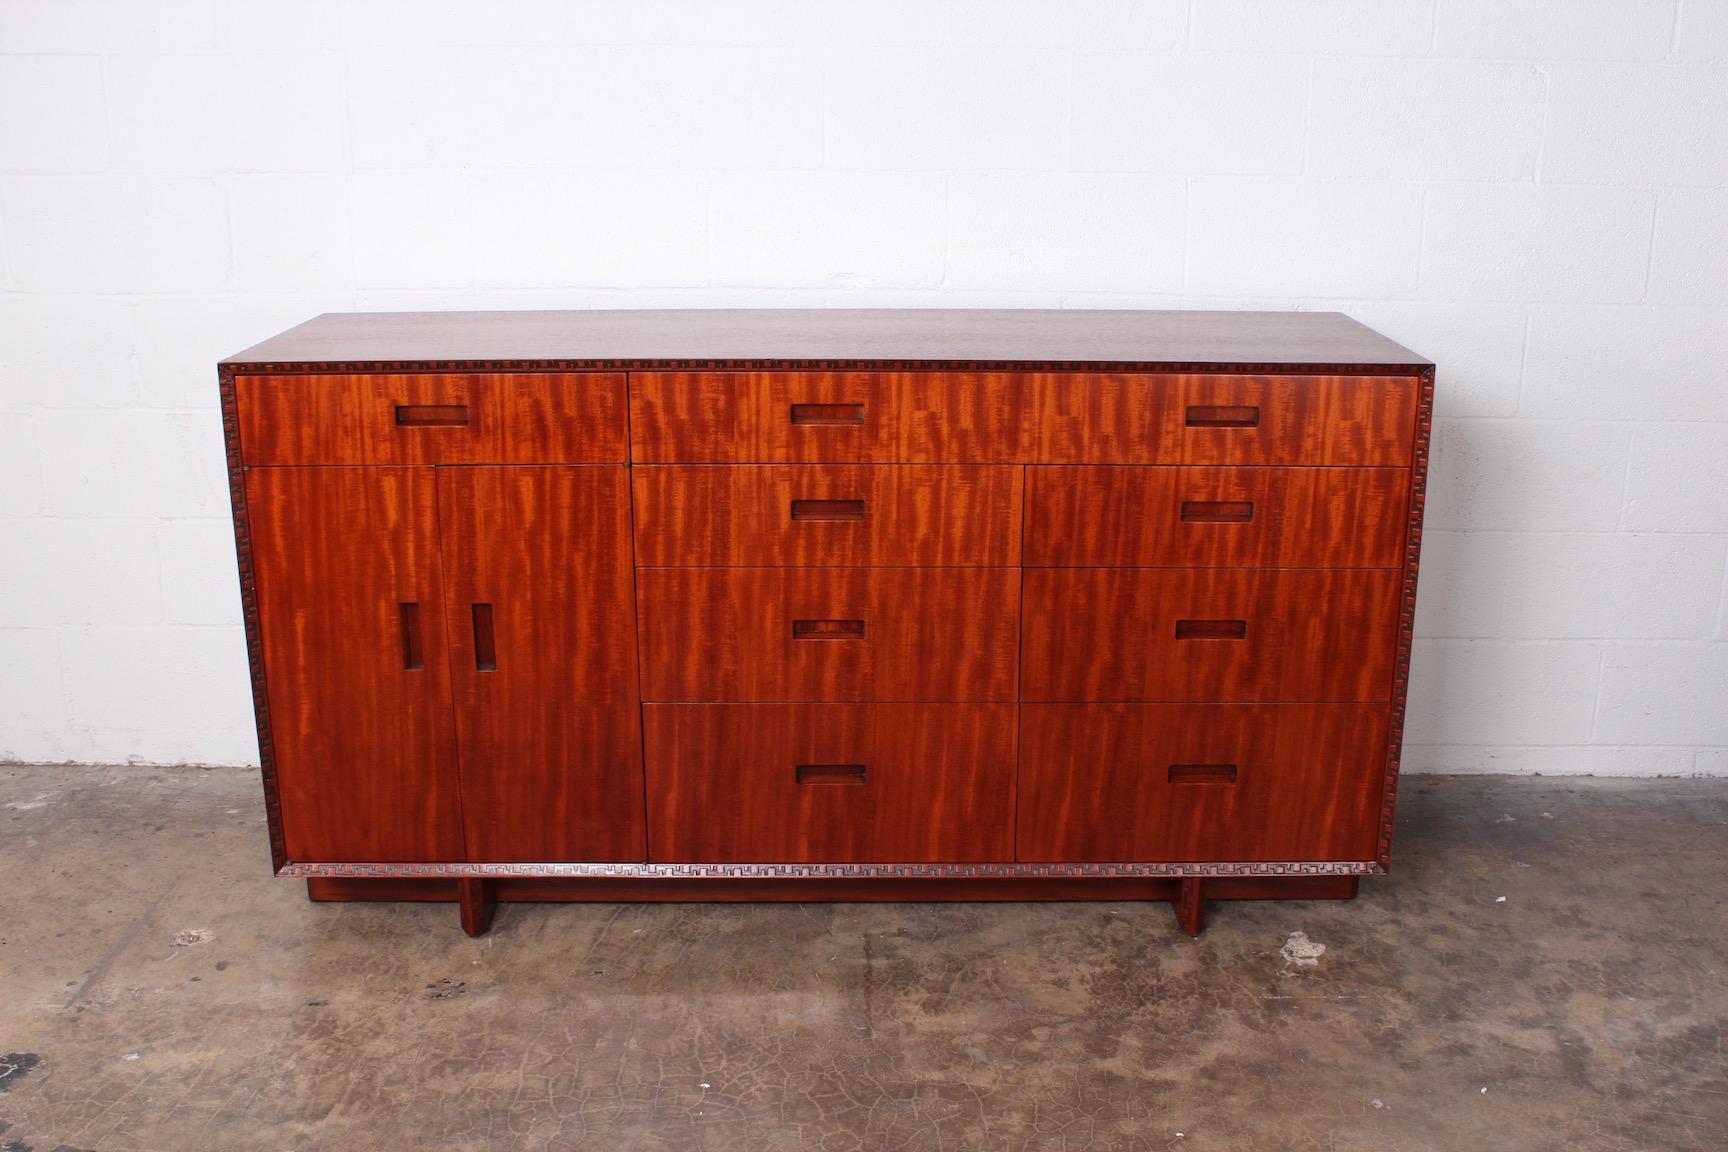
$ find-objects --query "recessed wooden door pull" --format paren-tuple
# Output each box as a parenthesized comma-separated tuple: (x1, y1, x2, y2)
(1168, 763, 1238, 784)
(471, 603, 496, 670)
(795, 764, 867, 785)
(1174, 619, 1249, 640)
(1180, 500, 1254, 523)
(394, 404, 469, 426)
(791, 499, 866, 521)
(792, 618, 866, 639)
(790, 403, 866, 425)
(1185, 405, 1259, 428)
(398, 602, 423, 670)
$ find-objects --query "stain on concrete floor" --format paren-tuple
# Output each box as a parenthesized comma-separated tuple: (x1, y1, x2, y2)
(0, 763, 1724, 1151)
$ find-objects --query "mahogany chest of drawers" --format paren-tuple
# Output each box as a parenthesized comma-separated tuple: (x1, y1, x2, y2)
(220, 309, 1433, 936)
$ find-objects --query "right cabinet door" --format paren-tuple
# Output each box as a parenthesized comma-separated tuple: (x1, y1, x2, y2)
(437, 466, 645, 862)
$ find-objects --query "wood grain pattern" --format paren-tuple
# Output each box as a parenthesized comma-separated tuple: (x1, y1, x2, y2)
(630, 372, 1033, 462)
(225, 309, 1430, 369)
(437, 466, 644, 862)
(1018, 704, 1389, 862)
(632, 465, 1023, 566)
(643, 704, 1015, 862)
(636, 567, 1020, 701)
(1021, 568, 1400, 702)
(1026, 465, 1409, 568)
(244, 466, 464, 862)
(236, 372, 627, 464)
(1033, 374, 1419, 465)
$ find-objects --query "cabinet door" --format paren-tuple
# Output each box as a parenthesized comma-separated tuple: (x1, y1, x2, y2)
(437, 466, 645, 862)
(246, 467, 464, 862)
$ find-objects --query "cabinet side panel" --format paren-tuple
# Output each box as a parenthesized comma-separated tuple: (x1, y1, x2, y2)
(245, 466, 465, 862)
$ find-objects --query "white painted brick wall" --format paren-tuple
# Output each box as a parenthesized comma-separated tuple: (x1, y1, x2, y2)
(0, 0, 1723, 775)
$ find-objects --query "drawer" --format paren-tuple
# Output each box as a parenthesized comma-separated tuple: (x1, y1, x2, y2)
(1018, 704, 1388, 862)
(644, 703, 1016, 862)
(629, 372, 1032, 462)
(637, 567, 1019, 701)
(632, 465, 1023, 566)
(1027, 465, 1408, 568)
(1021, 568, 1399, 702)
(235, 372, 628, 464)
(1033, 373, 1418, 465)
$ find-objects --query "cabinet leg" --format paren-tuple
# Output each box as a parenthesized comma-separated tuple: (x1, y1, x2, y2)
(1174, 878, 1206, 937)
(457, 878, 496, 937)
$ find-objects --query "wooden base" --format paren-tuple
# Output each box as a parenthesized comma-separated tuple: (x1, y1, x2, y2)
(308, 875, 1360, 937)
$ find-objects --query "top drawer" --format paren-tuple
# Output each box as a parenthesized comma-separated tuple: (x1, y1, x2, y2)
(1033, 373, 1419, 466)
(630, 372, 1032, 462)
(234, 373, 628, 465)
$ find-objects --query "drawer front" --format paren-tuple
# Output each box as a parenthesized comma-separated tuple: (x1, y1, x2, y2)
(644, 703, 1016, 862)
(630, 372, 1032, 462)
(637, 567, 1020, 701)
(1027, 465, 1408, 568)
(1021, 568, 1398, 702)
(633, 465, 1023, 566)
(236, 372, 628, 464)
(1033, 374, 1418, 465)
(1018, 704, 1388, 862)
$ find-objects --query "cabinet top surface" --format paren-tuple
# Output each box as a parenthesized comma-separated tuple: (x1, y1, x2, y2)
(223, 308, 1430, 371)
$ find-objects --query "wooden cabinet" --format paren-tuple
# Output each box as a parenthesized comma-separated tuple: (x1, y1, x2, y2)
(223, 309, 1432, 937)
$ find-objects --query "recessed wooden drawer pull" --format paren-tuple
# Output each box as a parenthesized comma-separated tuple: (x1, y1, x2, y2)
(795, 763, 868, 785)
(791, 618, 866, 640)
(1168, 763, 1238, 784)
(1185, 405, 1259, 428)
(790, 403, 866, 426)
(394, 404, 470, 426)
(471, 603, 497, 671)
(1180, 500, 1254, 523)
(790, 498, 867, 521)
(399, 602, 423, 670)
(1174, 618, 1248, 640)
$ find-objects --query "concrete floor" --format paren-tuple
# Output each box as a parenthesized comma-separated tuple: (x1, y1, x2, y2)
(0, 766, 1723, 1152)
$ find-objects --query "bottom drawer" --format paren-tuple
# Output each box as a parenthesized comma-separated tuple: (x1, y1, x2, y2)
(644, 704, 1016, 862)
(1019, 704, 1389, 863)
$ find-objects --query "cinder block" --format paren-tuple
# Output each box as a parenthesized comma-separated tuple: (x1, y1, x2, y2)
(0, 414, 45, 515)
(0, 296, 136, 407)
(1426, 419, 1631, 531)
(1675, 0, 1728, 60)
(711, 171, 945, 288)
(158, 520, 243, 626)
(949, 0, 1187, 48)
(1523, 306, 1728, 420)
(37, 412, 222, 519)
(1495, 533, 1727, 639)
(949, 174, 1185, 292)
(1594, 643, 1728, 744)
(1, 177, 229, 292)
(1434, 0, 1677, 60)
(351, 171, 472, 289)
(1191, 0, 1434, 54)
(1341, 302, 1526, 418)
(1405, 639, 1603, 745)
(0, 628, 65, 761)
(469, 171, 708, 289)
(0, 0, 216, 50)
(58, 625, 257, 758)
(1186, 180, 1422, 296)
(1624, 424, 1728, 532)
(107, 54, 346, 173)
(824, 46, 1066, 169)
(1071, 53, 1307, 174)
(0, 56, 107, 172)
(0, 521, 163, 626)
(1309, 59, 1546, 180)
(1421, 185, 1655, 303)
(132, 294, 356, 409)
(229, 176, 353, 292)
(1544, 64, 1728, 186)
(1402, 745, 1700, 775)
(1649, 189, 1728, 305)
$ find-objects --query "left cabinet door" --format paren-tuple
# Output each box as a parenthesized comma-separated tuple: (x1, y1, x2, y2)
(246, 467, 465, 862)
